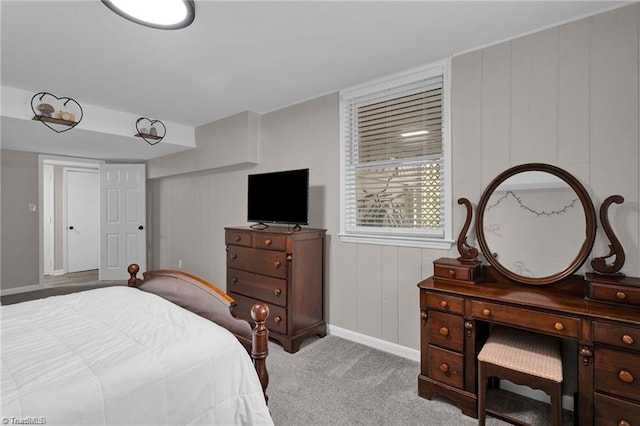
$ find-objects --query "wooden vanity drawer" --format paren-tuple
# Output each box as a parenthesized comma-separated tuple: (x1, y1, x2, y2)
(594, 322, 640, 352)
(471, 301, 580, 339)
(231, 292, 288, 335)
(428, 345, 464, 389)
(225, 229, 252, 247)
(588, 281, 640, 308)
(595, 347, 640, 401)
(426, 292, 464, 314)
(594, 392, 640, 426)
(253, 233, 288, 251)
(227, 246, 288, 279)
(428, 311, 464, 351)
(433, 259, 481, 282)
(227, 268, 287, 307)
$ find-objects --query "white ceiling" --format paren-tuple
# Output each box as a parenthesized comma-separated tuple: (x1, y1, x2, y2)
(0, 0, 629, 161)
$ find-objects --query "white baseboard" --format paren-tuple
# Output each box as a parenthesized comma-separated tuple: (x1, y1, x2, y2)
(52, 269, 65, 276)
(327, 324, 574, 412)
(1, 284, 42, 296)
(327, 324, 420, 362)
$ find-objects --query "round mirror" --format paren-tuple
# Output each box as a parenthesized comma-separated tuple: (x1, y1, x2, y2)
(475, 163, 596, 285)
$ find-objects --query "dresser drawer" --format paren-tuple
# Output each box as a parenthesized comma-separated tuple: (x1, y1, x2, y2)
(434, 263, 474, 281)
(227, 268, 287, 307)
(225, 229, 252, 247)
(471, 301, 580, 339)
(594, 322, 640, 352)
(428, 311, 464, 351)
(428, 345, 464, 389)
(252, 233, 288, 251)
(230, 292, 288, 335)
(588, 281, 640, 308)
(594, 392, 640, 426)
(595, 347, 640, 401)
(426, 292, 464, 314)
(227, 246, 288, 279)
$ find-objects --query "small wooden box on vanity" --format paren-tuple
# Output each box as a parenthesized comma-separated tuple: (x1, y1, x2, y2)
(433, 258, 482, 283)
(225, 226, 326, 353)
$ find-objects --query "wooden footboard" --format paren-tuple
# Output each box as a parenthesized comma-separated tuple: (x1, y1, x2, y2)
(127, 264, 270, 402)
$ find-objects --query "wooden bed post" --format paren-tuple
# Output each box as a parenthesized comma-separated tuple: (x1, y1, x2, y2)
(251, 304, 270, 403)
(127, 263, 141, 287)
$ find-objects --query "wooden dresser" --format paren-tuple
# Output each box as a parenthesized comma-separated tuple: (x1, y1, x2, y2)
(225, 226, 326, 353)
(418, 261, 640, 426)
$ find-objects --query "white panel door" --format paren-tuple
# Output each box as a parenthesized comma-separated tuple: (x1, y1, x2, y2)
(100, 164, 146, 280)
(66, 168, 100, 273)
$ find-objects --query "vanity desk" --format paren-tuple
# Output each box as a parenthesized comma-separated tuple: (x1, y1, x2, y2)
(417, 164, 640, 426)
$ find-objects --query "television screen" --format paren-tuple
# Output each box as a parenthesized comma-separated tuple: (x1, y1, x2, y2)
(247, 168, 309, 225)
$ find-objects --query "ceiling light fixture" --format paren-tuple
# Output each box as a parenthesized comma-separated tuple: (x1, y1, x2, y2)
(401, 130, 429, 137)
(102, 0, 195, 30)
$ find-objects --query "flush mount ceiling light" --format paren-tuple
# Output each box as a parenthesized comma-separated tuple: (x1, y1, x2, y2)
(102, 0, 195, 30)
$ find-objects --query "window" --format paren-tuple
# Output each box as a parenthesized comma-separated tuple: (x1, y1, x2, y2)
(340, 60, 452, 248)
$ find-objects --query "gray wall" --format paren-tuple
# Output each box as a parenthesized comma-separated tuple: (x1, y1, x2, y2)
(1, 150, 39, 290)
(147, 4, 640, 352)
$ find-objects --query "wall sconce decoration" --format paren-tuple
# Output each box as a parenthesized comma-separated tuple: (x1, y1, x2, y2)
(31, 92, 83, 133)
(135, 117, 166, 145)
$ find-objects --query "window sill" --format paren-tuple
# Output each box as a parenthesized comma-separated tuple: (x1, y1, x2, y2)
(338, 233, 454, 250)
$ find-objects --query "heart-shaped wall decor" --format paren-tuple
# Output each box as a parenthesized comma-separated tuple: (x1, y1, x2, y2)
(135, 117, 166, 145)
(30, 92, 83, 133)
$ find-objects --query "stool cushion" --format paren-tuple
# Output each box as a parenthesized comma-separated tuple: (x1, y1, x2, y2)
(478, 326, 562, 383)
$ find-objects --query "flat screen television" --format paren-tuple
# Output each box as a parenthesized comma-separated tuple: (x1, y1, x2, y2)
(247, 168, 309, 226)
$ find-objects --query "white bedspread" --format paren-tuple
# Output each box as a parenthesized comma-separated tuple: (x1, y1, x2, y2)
(1, 286, 273, 426)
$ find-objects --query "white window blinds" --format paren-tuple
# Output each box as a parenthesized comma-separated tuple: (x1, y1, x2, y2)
(343, 73, 445, 237)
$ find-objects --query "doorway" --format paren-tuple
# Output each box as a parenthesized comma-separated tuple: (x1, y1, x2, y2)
(41, 157, 102, 286)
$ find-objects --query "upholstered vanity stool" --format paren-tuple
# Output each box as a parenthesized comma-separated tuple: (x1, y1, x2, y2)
(477, 326, 563, 426)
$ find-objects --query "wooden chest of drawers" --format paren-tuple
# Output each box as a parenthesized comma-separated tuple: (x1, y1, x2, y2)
(225, 226, 326, 353)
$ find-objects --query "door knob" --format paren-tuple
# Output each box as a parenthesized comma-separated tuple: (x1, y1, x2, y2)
(68, 226, 74, 230)
(138, 225, 144, 230)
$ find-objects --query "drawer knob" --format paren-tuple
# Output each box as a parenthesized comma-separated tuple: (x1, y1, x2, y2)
(274, 261, 281, 269)
(439, 327, 449, 337)
(231, 254, 237, 260)
(439, 363, 449, 373)
(421, 310, 428, 325)
(274, 288, 282, 295)
(618, 421, 631, 426)
(554, 322, 564, 331)
(622, 335, 634, 345)
(231, 277, 238, 283)
(618, 370, 634, 384)
(439, 300, 448, 308)
(448, 269, 455, 277)
(274, 316, 282, 324)
(616, 291, 628, 300)
(482, 309, 491, 317)
(265, 239, 272, 246)
(234, 236, 241, 242)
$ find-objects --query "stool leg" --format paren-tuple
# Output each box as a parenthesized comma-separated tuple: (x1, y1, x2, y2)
(551, 383, 562, 426)
(478, 361, 487, 426)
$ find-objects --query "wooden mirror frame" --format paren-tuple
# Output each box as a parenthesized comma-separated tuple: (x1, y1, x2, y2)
(475, 163, 597, 285)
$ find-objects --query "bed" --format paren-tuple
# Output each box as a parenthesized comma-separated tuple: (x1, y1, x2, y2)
(1, 264, 273, 425)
